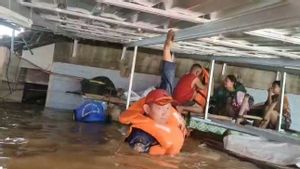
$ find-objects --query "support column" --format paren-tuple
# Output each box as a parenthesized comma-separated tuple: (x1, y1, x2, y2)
(120, 47, 127, 60)
(72, 39, 78, 58)
(126, 46, 138, 109)
(11, 29, 15, 53)
(204, 60, 215, 120)
(277, 72, 286, 131)
(221, 63, 227, 76)
(276, 71, 280, 80)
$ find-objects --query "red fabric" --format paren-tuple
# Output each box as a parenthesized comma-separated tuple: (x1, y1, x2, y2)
(173, 73, 197, 105)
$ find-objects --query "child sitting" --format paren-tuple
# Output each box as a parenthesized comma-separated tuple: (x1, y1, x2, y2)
(119, 89, 186, 155)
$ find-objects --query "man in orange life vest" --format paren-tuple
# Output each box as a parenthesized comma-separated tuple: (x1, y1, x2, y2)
(119, 89, 186, 155)
(119, 30, 187, 155)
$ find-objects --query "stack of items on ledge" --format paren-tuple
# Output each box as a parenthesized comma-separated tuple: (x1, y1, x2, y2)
(73, 76, 158, 123)
(73, 76, 126, 123)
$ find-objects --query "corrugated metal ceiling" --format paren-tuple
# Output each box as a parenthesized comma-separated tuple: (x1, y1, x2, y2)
(2, 0, 300, 61)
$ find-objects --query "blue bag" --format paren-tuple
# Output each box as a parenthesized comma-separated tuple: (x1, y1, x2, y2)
(74, 101, 107, 122)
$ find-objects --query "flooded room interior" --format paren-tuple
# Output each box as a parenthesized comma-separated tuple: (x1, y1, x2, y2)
(0, 0, 300, 168)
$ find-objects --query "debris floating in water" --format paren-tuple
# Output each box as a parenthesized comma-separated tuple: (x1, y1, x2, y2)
(0, 137, 28, 145)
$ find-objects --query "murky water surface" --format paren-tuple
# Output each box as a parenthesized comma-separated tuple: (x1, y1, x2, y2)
(0, 103, 259, 169)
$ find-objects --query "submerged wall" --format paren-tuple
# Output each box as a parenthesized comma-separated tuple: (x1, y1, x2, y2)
(49, 41, 300, 131)
(44, 62, 300, 131)
(21, 44, 54, 71)
(0, 44, 54, 102)
(0, 47, 23, 102)
(53, 42, 300, 94)
(45, 62, 161, 110)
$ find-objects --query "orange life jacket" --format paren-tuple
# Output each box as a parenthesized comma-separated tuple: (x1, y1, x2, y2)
(119, 98, 185, 155)
(200, 68, 210, 86)
(196, 68, 210, 107)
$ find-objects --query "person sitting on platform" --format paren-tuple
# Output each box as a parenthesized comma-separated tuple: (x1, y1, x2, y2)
(173, 64, 209, 116)
(211, 75, 254, 124)
(259, 80, 292, 130)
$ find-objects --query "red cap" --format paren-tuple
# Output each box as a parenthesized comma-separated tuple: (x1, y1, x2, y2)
(145, 89, 173, 106)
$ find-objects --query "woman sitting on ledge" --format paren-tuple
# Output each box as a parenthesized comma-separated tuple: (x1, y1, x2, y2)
(259, 80, 292, 130)
(211, 75, 254, 124)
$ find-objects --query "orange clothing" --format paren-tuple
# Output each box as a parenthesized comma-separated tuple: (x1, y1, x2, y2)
(119, 98, 185, 155)
(195, 68, 209, 107)
(200, 68, 210, 85)
(194, 88, 208, 108)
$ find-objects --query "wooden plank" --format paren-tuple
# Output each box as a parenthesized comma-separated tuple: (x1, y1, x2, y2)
(83, 93, 126, 105)
(208, 114, 233, 121)
(242, 115, 263, 121)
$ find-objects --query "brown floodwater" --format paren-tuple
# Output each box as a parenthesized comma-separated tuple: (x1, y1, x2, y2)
(0, 102, 260, 169)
